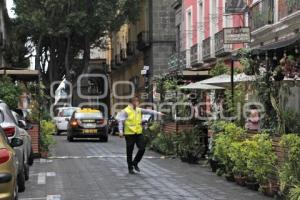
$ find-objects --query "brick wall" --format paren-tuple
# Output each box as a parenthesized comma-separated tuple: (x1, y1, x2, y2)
(28, 124, 40, 155)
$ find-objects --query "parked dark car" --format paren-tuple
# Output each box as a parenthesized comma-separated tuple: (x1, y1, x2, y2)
(67, 108, 108, 142)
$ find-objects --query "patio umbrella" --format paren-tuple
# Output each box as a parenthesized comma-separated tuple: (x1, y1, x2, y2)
(198, 73, 256, 86)
(180, 82, 225, 90)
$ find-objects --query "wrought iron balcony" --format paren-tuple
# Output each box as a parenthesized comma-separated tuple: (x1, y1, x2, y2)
(215, 29, 232, 57)
(249, 0, 274, 31)
(278, 0, 300, 20)
(202, 37, 211, 61)
(190, 44, 197, 65)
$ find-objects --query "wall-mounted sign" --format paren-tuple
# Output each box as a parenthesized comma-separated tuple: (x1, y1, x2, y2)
(224, 27, 251, 44)
(225, 0, 247, 13)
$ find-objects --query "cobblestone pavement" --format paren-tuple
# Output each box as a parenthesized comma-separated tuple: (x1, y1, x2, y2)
(19, 134, 271, 200)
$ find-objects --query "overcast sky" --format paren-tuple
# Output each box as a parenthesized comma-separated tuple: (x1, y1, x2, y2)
(6, 0, 15, 18)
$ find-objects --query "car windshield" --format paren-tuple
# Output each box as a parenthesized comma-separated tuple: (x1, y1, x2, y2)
(75, 111, 103, 119)
(62, 108, 77, 117)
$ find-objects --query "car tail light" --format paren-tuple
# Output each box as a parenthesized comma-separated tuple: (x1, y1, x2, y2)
(0, 149, 10, 164)
(3, 127, 15, 137)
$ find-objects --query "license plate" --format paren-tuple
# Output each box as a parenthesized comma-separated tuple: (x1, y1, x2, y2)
(85, 123, 96, 128)
(83, 129, 97, 134)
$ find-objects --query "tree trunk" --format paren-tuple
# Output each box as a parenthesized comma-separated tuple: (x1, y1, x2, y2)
(35, 35, 43, 71)
(65, 34, 71, 79)
(83, 35, 90, 70)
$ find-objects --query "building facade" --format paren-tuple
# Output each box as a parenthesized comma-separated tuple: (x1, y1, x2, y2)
(110, 0, 176, 104)
(179, 0, 246, 71)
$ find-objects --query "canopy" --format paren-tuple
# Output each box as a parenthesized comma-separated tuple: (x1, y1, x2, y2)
(198, 73, 300, 86)
(198, 73, 256, 85)
(180, 82, 225, 90)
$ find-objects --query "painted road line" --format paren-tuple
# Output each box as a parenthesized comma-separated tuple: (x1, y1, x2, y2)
(39, 159, 53, 163)
(37, 173, 46, 184)
(19, 197, 46, 200)
(46, 172, 56, 177)
(46, 195, 61, 200)
(48, 155, 172, 160)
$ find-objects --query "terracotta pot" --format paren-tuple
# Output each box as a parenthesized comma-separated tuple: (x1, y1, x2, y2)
(40, 151, 48, 158)
(234, 175, 246, 186)
(260, 182, 279, 197)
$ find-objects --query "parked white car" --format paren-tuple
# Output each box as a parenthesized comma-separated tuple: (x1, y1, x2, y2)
(54, 107, 80, 135)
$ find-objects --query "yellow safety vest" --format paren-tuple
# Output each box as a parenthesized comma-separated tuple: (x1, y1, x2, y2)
(124, 106, 143, 135)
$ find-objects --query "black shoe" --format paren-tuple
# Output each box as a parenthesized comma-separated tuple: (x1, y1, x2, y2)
(133, 164, 140, 172)
(128, 169, 135, 174)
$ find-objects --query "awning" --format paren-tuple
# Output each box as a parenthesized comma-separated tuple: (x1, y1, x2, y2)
(0, 69, 39, 81)
(198, 73, 256, 86)
(198, 73, 300, 86)
(180, 82, 225, 90)
(252, 33, 300, 54)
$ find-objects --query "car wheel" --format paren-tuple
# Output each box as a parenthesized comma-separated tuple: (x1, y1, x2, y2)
(99, 135, 108, 142)
(13, 183, 18, 200)
(24, 163, 30, 181)
(17, 170, 26, 192)
(56, 130, 61, 136)
(28, 150, 34, 166)
(67, 135, 74, 142)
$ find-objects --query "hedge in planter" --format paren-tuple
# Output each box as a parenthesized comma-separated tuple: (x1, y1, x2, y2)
(246, 134, 277, 197)
(279, 134, 300, 198)
(176, 128, 206, 164)
(213, 123, 246, 178)
(40, 120, 56, 156)
(150, 132, 176, 156)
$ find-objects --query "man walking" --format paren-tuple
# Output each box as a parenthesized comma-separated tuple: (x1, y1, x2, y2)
(117, 96, 164, 174)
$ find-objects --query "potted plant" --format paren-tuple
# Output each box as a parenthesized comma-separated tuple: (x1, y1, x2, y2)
(279, 134, 300, 198)
(229, 141, 249, 186)
(246, 134, 278, 197)
(176, 129, 206, 164)
(40, 120, 55, 158)
(213, 123, 246, 181)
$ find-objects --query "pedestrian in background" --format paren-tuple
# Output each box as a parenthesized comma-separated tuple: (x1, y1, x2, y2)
(117, 96, 164, 174)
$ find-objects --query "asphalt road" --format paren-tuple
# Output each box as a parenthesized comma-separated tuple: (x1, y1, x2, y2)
(19, 134, 271, 200)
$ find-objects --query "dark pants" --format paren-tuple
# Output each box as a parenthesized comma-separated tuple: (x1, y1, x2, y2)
(125, 134, 146, 170)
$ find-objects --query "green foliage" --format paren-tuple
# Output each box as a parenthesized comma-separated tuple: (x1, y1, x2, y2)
(144, 122, 160, 145)
(151, 133, 176, 156)
(0, 76, 22, 109)
(280, 134, 300, 194)
(40, 120, 56, 152)
(282, 110, 300, 134)
(213, 122, 246, 175)
(228, 141, 249, 176)
(210, 120, 228, 134)
(289, 185, 300, 200)
(238, 48, 259, 75)
(245, 134, 277, 184)
(176, 128, 206, 162)
(210, 59, 229, 76)
(3, 19, 30, 68)
(14, 0, 140, 82)
(224, 84, 247, 127)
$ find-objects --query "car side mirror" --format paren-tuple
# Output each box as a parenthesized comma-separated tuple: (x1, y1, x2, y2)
(18, 120, 26, 129)
(10, 138, 23, 147)
(26, 123, 33, 130)
(65, 118, 70, 122)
